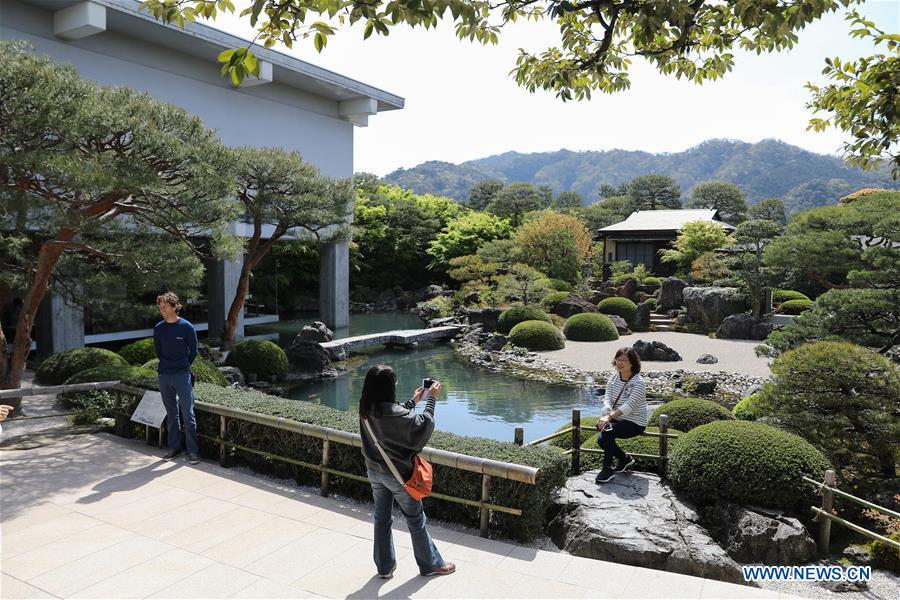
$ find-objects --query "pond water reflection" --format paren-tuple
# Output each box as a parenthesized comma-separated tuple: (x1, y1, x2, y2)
(247, 312, 601, 442)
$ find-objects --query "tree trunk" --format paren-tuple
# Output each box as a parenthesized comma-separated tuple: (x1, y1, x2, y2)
(223, 229, 282, 349)
(1, 229, 75, 389)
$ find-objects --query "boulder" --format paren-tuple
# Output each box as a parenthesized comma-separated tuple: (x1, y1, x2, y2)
(218, 366, 245, 387)
(716, 313, 772, 341)
(375, 289, 398, 311)
(549, 471, 744, 584)
(696, 354, 719, 365)
(463, 290, 480, 305)
(633, 303, 651, 330)
(658, 277, 688, 311)
(295, 320, 334, 343)
(679, 374, 717, 395)
(467, 308, 502, 332)
(633, 339, 682, 362)
(483, 334, 508, 352)
(683, 287, 748, 329)
(607, 314, 630, 335)
(618, 277, 638, 299)
(418, 284, 446, 300)
(286, 340, 338, 378)
(701, 503, 817, 565)
(554, 296, 599, 318)
(588, 290, 615, 305)
(634, 292, 651, 304)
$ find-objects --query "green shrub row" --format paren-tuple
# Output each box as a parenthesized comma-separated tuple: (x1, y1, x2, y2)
(35, 347, 127, 385)
(580, 426, 684, 472)
(563, 313, 619, 342)
(123, 380, 568, 541)
(59, 363, 156, 414)
(641, 297, 658, 311)
(537, 278, 574, 292)
(117, 337, 157, 366)
(508, 320, 565, 351)
(498, 305, 551, 334)
(142, 356, 228, 387)
(540, 291, 571, 312)
(772, 289, 811, 304)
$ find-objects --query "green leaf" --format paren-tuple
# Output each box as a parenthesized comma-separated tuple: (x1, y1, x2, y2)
(314, 32, 326, 52)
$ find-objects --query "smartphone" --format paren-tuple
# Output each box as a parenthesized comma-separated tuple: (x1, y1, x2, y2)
(422, 378, 434, 389)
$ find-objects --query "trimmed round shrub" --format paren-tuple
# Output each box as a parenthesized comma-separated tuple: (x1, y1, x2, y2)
(540, 291, 571, 312)
(549, 416, 602, 451)
(117, 338, 156, 366)
(643, 277, 662, 286)
(613, 273, 636, 285)
(598, 297, 637, 322)
(508, 320, 565, 351)
(563, 313, 619, 342)
(773, 289, 811, 304)
(777, 298, 814, 314)
(35, 347, 128, 385)
(650, 398, 734, 431)
(498, 305, 551, 334)
(733, 394, 762, 421)
(225, 339, 289, 381)
(537, 278, 574, 292)
(143, 356, 228, 387)
(669, 420, 831, 511)
(581, 426, 685, 471)
(641, 297, 657, 311)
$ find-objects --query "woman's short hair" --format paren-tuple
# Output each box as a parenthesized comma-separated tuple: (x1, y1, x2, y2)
(612, 347, 641, 374)
(156, 291, 182, 314)
(359, 364, 397, 417)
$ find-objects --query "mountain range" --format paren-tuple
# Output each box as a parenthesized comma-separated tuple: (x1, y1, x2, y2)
(382, 139, 898, 213)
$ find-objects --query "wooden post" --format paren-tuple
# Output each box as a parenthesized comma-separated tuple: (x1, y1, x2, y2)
(219, 416, 227, 467)
(480, 474, 492, 538)
(320, 439, 331, 497)
(658, 414, 669, 478)
(819, 469, 836, 554)
(514, 427, 524, 446)
(158, 423, 164, 449)
(572, 409, 581, 475)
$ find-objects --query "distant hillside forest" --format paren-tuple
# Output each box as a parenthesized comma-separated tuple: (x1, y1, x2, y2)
(382, 139, 898, 214)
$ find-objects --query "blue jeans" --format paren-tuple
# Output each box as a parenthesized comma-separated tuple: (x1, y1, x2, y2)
(367, 467, 444, 576)
(599, 419, 645, 468)
(159, 372, 199, 455)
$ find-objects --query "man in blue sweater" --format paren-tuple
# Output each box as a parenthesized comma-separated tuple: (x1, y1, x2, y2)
(154, 292, 200, 464)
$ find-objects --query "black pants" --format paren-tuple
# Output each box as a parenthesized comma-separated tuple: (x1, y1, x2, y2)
(599, 419, 645, 468)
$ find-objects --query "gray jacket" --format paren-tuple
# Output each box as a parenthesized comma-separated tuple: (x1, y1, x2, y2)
(360, 395, 436, 481)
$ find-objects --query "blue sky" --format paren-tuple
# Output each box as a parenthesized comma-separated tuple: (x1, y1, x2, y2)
(210, 1, 900, 176)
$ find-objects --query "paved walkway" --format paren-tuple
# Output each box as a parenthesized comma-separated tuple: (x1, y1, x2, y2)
(1, 433, 793, 599)
(540, 331, 772, 378)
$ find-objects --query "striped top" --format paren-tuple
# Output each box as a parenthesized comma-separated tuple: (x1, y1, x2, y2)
(602, 372, 649, 427)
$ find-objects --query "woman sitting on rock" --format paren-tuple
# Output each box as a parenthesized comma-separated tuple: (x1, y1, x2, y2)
(595, 347, 648, 484)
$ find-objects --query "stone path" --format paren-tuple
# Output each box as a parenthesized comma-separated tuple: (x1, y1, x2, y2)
(540, 331, 772, 378)
(1, 433, 797, 599)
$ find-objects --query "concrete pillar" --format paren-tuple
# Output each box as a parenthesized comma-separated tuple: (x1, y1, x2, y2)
(207, 258, 244, 342)
(35, 292, 85, 360)
(319, 240, 349, 330)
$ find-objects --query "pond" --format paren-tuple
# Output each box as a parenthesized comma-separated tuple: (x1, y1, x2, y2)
(247, 312, 601, 442)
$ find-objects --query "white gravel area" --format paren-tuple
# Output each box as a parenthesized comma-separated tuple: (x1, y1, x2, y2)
(540, 331, 772, 378)
(755, 565, 899, 600)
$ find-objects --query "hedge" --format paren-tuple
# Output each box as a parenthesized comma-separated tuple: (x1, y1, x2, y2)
(59, 364, 155, 413)
(124, 379, 568, 541)
(35, 347, 128, 385)
(773, 289, 811, 304)
(498, 305, 551, 334)
(549, 415, 603, 450)
(225, 339, 288, 381)
(598, 297, 637, 322)
(641, 298, 658, 311)
(733, 394, 762, 421)
(563, 313, 619, 342)
(669, 420, 831, 512)
(117, 338, 157, 366)
(508, 320, 565, 351)
(650, 398, 734, 431)
(580, 426, 684, 472)
(142, 356, 228, 387)
(643, 277, 662, 286)
(777, 299, 814, 315)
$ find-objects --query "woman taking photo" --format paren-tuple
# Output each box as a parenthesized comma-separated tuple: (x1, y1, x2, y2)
(359, 364, 456, 579)
(595, 347, 648, 484)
